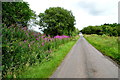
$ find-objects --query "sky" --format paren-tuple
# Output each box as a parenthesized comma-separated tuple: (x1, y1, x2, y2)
(24, 0, 119, 32)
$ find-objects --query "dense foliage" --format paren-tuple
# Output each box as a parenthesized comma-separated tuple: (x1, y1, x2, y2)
(2, 2, 36, 27)
(38, 7, 76, 36)
(81, 23, 120, 36)
(2, 24, 75, 78)
(85, 34, 119, 64)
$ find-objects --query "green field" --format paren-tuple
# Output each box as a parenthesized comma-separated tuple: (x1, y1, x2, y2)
(84, 34, 119, 65)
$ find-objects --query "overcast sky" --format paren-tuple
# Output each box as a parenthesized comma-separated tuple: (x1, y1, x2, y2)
(24, 0, 119, 31)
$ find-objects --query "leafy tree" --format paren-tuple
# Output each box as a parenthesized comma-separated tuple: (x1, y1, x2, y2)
(2, 2, 36, 27)
(38, 7, 75, 36)
(71, 27, 80, 36)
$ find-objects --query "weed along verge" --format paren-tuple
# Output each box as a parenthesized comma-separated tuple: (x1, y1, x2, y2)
(2, 25, 79, 78)
(18, 39, 78, 78)
(84, 34, 119, 65)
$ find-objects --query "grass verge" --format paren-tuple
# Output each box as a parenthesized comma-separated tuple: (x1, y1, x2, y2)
(17, 38, 79, 78)
(84, 34, 120, 65)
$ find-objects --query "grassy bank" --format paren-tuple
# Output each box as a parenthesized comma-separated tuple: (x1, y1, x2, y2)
(84, 34, 119, 65)
(17, 38, 78, 78)
(2, 25, 79, 78)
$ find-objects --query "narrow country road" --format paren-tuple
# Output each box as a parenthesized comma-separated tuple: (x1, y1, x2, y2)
(50, 36, 119, 78)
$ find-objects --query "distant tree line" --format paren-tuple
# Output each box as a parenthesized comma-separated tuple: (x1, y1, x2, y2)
(81, 23, 120, 36)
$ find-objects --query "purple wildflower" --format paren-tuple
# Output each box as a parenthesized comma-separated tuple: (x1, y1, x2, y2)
(47, 38, 50, 42)
(36, 38, 39, 40)
(41, 36, 45, 38)
(28, 44, 30, 47)
(48, 35, 50, 37)
(26, 33, 29, 36)
(24, 40, 27, 43)
(42, 42, 44, 46)
(22, 27, 27, 31)
(43, 38, 48, 40)
(54, 35, 70, 39)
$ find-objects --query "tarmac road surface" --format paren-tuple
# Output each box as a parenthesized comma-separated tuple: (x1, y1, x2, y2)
(50, 36, 119, 78)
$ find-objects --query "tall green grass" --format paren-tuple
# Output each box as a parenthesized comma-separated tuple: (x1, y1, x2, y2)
(84, 34, 119, 65)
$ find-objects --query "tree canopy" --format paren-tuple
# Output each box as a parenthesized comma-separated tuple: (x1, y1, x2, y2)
(38, 7, 76, 36)
(2, 2, 36, 27)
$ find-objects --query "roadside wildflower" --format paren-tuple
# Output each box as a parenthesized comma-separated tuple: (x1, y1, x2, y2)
(42, 42, 44, 46)
(36, 38, 39, 40)
(24, 40, 27, 43)
(41, 36, 45, 38)
(48, 35, 50, 38)
(49, 38, 52, 41)
(28, 44, 30, 47)
(26, 32, 29, 37)
(54, 35, 70, 39)
(43, 38, 48, 40)
(34, 33, 39, 38)
(22, 27, 27, 31)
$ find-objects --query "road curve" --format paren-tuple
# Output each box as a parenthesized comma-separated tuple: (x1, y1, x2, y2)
(50, 36, 119, 78)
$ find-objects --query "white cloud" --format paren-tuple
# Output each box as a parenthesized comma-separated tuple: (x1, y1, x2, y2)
(24, 0, 119, 30)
